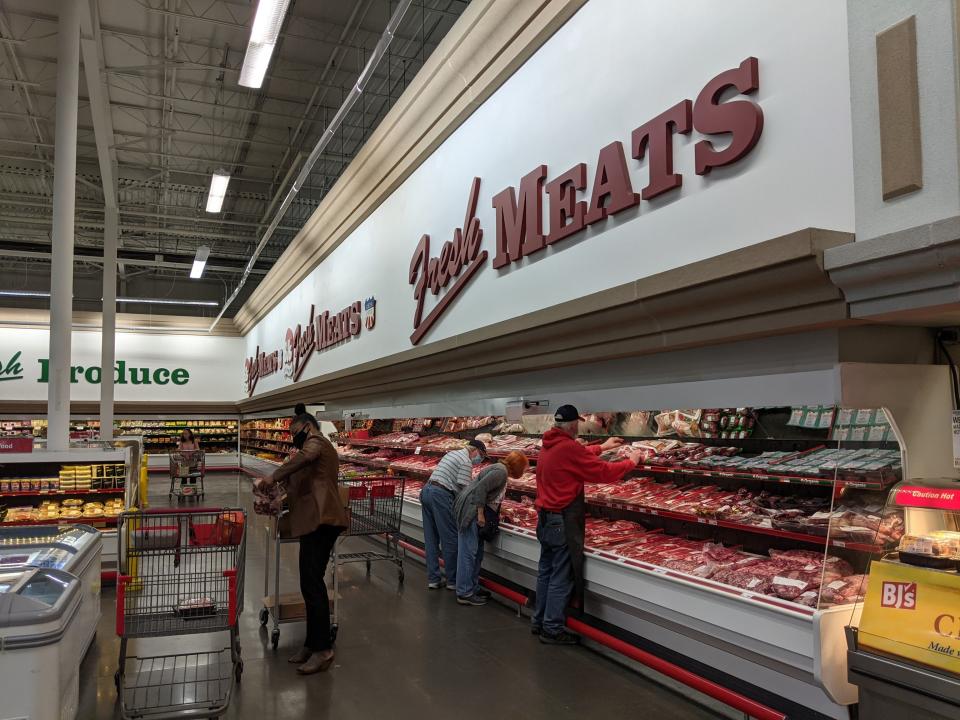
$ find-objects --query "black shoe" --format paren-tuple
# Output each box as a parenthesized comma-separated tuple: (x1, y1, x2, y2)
(530, 625, 542, 636)
(539, 630, 580, 646)
(456, 594, 488, 606)
(475, 587, 491, 599)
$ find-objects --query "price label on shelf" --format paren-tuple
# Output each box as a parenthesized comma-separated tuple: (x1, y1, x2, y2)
(414, 446, 422, 455)
(833, 540, 846, 548)
(697, 518, 706, 524)
(648, 509, 658, 516)
(651, 567, 668, 575)
(953, 410, 960, 469)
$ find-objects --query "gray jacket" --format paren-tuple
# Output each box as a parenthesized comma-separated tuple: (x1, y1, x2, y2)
(454, 463, 507, 530)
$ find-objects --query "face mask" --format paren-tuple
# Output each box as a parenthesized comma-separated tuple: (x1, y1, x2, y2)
(292, 428, 309, 449)
(471, 454, 483, 465)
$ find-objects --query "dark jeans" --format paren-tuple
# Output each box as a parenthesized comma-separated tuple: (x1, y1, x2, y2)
(299, 524, 341, 652)
(532, 510, 573, 635)
(456, 519, 484, 597)
(420, 483, 458, 585)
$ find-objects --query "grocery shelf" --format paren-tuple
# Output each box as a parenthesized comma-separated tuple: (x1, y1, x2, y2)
(240, 436, 292, 445)
(338, 440, 892, 489)
(0, 449, 128, 463)
(0, 488, 124, 497)
(506, 484, 884, 554)
(0, 515, 119, 527)
(634, 463, 893, 490)
(340, 438, 540, 459)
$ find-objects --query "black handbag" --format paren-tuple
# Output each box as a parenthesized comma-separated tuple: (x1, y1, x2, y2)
(478, 505, 500, 541)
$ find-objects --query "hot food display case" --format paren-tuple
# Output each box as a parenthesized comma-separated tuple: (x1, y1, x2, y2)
(845, 476, 960, 719)
(334, 405, 910, 719)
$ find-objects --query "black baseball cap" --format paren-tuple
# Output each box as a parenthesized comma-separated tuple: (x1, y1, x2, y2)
(467, 439, 487, 457)
(554, 404, 585, 422)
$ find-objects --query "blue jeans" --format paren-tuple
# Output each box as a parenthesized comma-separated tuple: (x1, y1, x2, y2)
(420, 483, 458, 585)
(456, 519, 484, 597)
(532, 510, 572, 635)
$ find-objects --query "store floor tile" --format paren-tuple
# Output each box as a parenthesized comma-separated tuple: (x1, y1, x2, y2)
(79, 472, 726, 719)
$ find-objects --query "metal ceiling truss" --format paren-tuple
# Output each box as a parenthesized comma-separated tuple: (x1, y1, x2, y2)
(0, 0, 468, 316)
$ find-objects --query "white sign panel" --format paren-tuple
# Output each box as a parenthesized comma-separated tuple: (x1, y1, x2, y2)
(245, 0, 855, 397)
(0, 328, 243, 402)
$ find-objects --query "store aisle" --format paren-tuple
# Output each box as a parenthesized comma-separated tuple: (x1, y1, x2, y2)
(78, 473, 724, 719)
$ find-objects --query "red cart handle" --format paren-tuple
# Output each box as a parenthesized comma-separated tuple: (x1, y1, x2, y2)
(115, 574, 129, 636)
(223, 569, 238, 626)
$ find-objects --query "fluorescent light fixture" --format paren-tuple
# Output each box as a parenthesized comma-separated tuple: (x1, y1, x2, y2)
(205, 170, 231, 213)
(0, 290, 50, 298)
(190, 245, 210, 279)
(116, 297, 220, 307)
(239, 0, 291, 88)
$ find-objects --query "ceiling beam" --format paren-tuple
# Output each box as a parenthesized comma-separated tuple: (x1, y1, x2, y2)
(79, 0, 118, 206)
(0, 248, 269, 275)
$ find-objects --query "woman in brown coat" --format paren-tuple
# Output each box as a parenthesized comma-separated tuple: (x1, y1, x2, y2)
(254, 411, 348, 674)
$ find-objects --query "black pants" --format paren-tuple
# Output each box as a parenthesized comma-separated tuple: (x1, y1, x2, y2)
(299, 524, 341, 651)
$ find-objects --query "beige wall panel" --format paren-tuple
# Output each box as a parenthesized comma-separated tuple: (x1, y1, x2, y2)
(876, 15, 923, 200)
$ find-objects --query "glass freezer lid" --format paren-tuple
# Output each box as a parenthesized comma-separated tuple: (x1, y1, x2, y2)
(0, 523, 97, 552)
(0, 547, 72, 569)
(0, 567, 80, 628)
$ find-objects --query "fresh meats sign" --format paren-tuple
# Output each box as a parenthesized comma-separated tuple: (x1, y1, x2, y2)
(245, 297, 377, 396)
(408, 58, 763, 345)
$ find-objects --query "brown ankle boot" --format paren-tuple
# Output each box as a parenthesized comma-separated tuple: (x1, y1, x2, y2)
(288, 647, 312, 664)
(297, 651, 334, 675)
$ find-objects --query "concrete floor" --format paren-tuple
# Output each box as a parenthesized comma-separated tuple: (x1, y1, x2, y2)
(78, 472, 724, 719)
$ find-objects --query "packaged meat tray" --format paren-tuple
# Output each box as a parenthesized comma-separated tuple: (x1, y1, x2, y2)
(897, 531, 960, 568)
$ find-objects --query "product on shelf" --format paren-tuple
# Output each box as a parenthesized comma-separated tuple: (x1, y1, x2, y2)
(897, 531, 960, 568)
(486, 434, 541, 454)
(366, 432, 421, 447)
(421, 436, 469, 452)
(440, 416, 496, 432)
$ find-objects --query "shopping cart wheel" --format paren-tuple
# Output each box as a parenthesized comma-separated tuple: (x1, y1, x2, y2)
(114, 670, 120, 692)
(398, 568, 405, 585)
(235, 660, 244, 683)
(365, 559, 371, 575)
(259, 607, 269, 626)
(271, 628, 280, 649)
(330, 624, 338, 644)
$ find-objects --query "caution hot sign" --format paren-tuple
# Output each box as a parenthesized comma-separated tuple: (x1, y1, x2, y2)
(859, 559, 960, 675)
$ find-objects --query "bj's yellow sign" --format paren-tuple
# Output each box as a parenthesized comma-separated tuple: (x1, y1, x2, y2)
(859, 559, 960, 675)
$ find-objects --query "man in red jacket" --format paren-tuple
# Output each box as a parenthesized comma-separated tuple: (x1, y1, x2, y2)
(533, 405, 641, 644)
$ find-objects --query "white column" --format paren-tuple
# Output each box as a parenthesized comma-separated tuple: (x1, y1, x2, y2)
(99, 205, 118, 440)
(47, 0, 80, 451)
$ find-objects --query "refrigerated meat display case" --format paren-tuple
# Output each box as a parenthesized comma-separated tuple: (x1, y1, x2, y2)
(0, 524, 102, 657)
(0, 566, 84, 720)
(333, 405, 907, 719)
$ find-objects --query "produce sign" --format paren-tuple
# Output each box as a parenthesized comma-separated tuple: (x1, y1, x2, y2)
(408, 57, 763, 345)
(858, 559, 960, 675)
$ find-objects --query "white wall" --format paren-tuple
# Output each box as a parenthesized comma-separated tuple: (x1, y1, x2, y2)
(848, 0, 960, 241)
(245, 0, 855, 397)
(0, 328, 243, 402)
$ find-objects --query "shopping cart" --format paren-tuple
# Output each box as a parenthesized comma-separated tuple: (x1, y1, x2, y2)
(169, 451, 205, 501)
(258, 475, 405, 649)
(114, 507, 246, 720)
